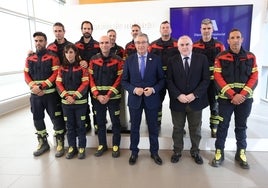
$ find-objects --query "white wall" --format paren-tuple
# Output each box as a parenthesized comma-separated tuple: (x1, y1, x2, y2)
(62, 0, 268, 102)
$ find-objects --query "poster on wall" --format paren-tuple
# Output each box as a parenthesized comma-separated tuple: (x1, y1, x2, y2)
(170, 5, 253, 50)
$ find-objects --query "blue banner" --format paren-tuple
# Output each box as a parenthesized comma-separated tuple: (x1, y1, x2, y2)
(170, 5, 253, 50)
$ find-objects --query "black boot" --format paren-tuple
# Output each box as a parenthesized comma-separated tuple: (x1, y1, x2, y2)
(55, 134, 65, 158)
(33, 133, 50, 157)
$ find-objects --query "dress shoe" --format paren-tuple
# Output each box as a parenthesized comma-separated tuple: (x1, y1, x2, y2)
(129, 155, 138, 165)
(191, 153, 203, 165)
(151, 154, 163, 165)
(171, 152, 181, 163)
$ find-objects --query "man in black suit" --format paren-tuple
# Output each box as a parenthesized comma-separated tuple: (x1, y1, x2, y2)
(167, 35, 210, 165)
(121, 33, 165, 165)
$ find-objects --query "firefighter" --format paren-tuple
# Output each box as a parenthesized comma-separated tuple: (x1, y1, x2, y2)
(24, 31, 65, 157)
(75, 21, 100, 133)
(56, 44, 89, 159)
(193, 18, 225, 138)
(124, 24, 141, 59)
(211, 28, 258, 169)
(148, 21, 178, 131)
(89, 36, 123, 158)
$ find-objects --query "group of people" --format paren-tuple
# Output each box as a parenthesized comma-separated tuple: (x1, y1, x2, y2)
(24, 19, 258, 169)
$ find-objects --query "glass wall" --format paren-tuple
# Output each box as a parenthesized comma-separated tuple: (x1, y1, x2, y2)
(0, 0, 64, 102)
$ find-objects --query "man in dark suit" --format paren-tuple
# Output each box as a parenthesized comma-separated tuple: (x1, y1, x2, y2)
(121, 33, 165, 165)
(167, 35, 210, 165)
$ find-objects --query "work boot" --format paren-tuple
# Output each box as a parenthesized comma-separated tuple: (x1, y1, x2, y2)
(66, 146, 78, 159)
(33, 134, 50, 157)
(78, 148, 86, 159)
(235, 149, 250, 169)
(55, 134, 65, 158)
(211, 149, 224, 167)
(211, 128, 217, 138)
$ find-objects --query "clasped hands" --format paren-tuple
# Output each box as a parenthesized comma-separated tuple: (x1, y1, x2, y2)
(31, 85, 44, 96)
(134, 87, 153, 96)
(97, 95, 110, 104)
(177, 93, 196, 103)
(231, 94, 246, 105)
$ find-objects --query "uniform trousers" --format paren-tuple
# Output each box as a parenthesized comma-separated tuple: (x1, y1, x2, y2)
(215, 98, 253, 150)
(93, 99, 121, 147)
(62, 104, 87, 148)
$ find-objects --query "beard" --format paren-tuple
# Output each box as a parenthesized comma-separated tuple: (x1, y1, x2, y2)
(83, 32, 91, 39)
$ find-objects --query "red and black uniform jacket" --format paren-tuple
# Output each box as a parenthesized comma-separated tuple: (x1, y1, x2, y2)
(24, 49, 60, 94)
(89, 53, 124, 100)
(110, 43, 125, 59)
(214, 47, 258, 100)
(47, 38, 72, 64)
(75, 37, 100, 62)
(193, 38, 225, 80)
(56, 63, 89, 105)
(148, 38, 178, 72)
(125, 40, 136, 59)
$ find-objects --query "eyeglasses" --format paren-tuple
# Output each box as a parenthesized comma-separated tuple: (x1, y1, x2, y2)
(135, 41, 148, 45)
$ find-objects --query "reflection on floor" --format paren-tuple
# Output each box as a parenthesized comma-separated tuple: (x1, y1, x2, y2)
(0, 101, 268, 188)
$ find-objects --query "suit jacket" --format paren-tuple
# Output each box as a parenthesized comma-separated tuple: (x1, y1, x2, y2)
(121, 52, 165, 109)
(167, 52, 210, 111)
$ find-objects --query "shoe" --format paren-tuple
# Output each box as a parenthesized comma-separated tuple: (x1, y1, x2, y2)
(171, 152, 181, 163)
(191, 153, 203, 165)
(235, 149, 250, 169)
(151, 154, 163, 165)
(78, 147, 86, 159)
(55, 135, 65, 158)
(211, 149, 224, 167)
(94, 145, 108, 157)
(211, 128, 217, 138)
(33, 135, 50, 157)
(129, 155, 138, 165)
(66, 146, 78, 159)
(112, 146, 120, 158)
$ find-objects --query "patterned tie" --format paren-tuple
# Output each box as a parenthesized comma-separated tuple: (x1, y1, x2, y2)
(140, 55, 146, 79)
(184, 57, 189, 76)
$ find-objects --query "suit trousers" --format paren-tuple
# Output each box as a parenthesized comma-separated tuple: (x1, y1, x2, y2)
(129, 102, 159, 155)
(171, 105, 202, 155)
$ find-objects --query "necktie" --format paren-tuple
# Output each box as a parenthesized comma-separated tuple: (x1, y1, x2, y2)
(184, 57, 189, 76)
(140, 55, 146, 79)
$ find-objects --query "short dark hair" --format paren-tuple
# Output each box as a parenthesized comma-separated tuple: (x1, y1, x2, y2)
(33, 31, 47, 41)
(107, 29, 116, 34)
(161, 20, 170, 25)
(131, 24, 141, 30)
(53, 22, 65, 32)
(81, 21, 93, 30)
(228, 28, 242, 38)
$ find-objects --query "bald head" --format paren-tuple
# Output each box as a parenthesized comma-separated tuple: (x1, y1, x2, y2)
(99, 35, 111, 56)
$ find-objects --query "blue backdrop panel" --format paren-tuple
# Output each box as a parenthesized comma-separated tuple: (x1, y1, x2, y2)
(170, 5, 253, 50)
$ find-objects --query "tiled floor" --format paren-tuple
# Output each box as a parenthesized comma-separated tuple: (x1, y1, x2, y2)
(0, 101, 268, 188)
